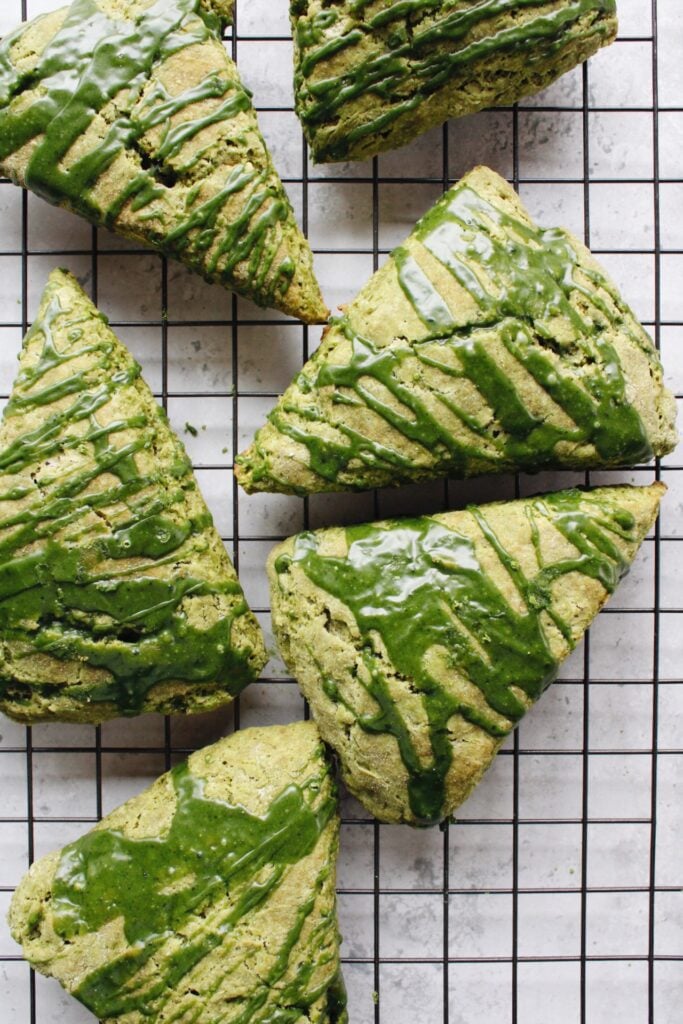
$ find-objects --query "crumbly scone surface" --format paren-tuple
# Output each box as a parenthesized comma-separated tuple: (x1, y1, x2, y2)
(291, 0, 618, 162)
(237, 167, 677, 496)
(0, 0, 327, 322)
(9, 722, 348, 1023)
(0, 269, 266, 724)
(269, 484, 664, 824)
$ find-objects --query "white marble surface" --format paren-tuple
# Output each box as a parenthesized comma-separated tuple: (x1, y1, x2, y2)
(0, 1, 682, 1021)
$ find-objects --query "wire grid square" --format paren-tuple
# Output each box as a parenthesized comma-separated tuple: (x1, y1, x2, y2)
(0, 1, 681, 1022)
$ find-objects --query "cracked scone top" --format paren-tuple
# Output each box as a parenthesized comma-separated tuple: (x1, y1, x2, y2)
(0, 0, 327, 323)
(0, 269, 266, 724)
(237, 167, 678, 495)
(9, 721, 348, 1024)
(291, 0, 618, 163)
(269, 484, 665, 825)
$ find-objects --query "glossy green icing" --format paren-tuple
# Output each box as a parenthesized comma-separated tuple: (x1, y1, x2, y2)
(0, 0, 294, 303)
(267, 181, 653, 487)
(293, 0, 617, 160)
(0, 282, 257, 715)
(49, 759, 343, 1020)
(277, 489, 637, 823)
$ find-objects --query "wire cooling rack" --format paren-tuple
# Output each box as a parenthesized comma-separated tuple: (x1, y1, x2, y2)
(0, 1, 682, 1021)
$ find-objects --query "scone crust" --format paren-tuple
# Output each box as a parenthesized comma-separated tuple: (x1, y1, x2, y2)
(0, 269, 267, 724)
(292, 0, 617, 163)
(9, 722, 348, 1024)
(0, 0, 327, 322)
(237, 167, 677, 496)
(269, 484, 664, 825)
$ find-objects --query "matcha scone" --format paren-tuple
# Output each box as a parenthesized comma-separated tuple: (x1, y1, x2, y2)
(237, 168, 677, 495)
(9, 722, 348, 1024)
(269, 483, 664, 825)
(291, 0, 618, 163)
(0, 0, 327, 323)
(0, 269, 266, 724)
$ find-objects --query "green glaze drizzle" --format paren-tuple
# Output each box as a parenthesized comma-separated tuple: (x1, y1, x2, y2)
(264, 181, 654, 488)
(0, 0, 296, 304)
(278, 489, 637, 823)
(49, 758, 345, 1021)
(0, 281, 258, 715)
(293, 0, 617, 160)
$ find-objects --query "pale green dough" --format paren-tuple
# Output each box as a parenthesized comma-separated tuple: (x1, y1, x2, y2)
(9, 722, 347, 1024)
(236, 167, 677, 497)
(269, 484, 665, 825)
(291, 0, 619, 163)
(0, 0, 327, 322)
(0, 270, 266, 724)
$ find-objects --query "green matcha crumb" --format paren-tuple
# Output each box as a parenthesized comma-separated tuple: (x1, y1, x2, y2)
(235, 167, 677, 498)
(185, 422, 199, 437)
(8, 723, 346, 1022)
(268, 484, 665, 824)
(0, 0, 328, 323)
(291, 0, 618, 163)
(0, 269, 267, 726)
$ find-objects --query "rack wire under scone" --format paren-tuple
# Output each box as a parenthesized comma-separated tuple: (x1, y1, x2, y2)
(0, 2, 681, 1022)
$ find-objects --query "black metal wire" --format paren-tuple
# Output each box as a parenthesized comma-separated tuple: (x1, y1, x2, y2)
(579, 53, 593, 1024)
(230, 8, 241, 742)
(647, 5, 664, 1022)
(441, 119, 451, 1024)
(371, 151, 382, 1024)
(0, 4, 681, 1023)
(510, 96, 522, 1024)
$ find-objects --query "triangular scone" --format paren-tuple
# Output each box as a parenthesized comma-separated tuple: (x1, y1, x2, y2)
(291, 1, 618, 163)
(269, 484, 664, 825)
(0, 0, 327, 324)
(10, 722, 348, 1024)
(0, 270, 266, 724)
(237, 168, 677, 495)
